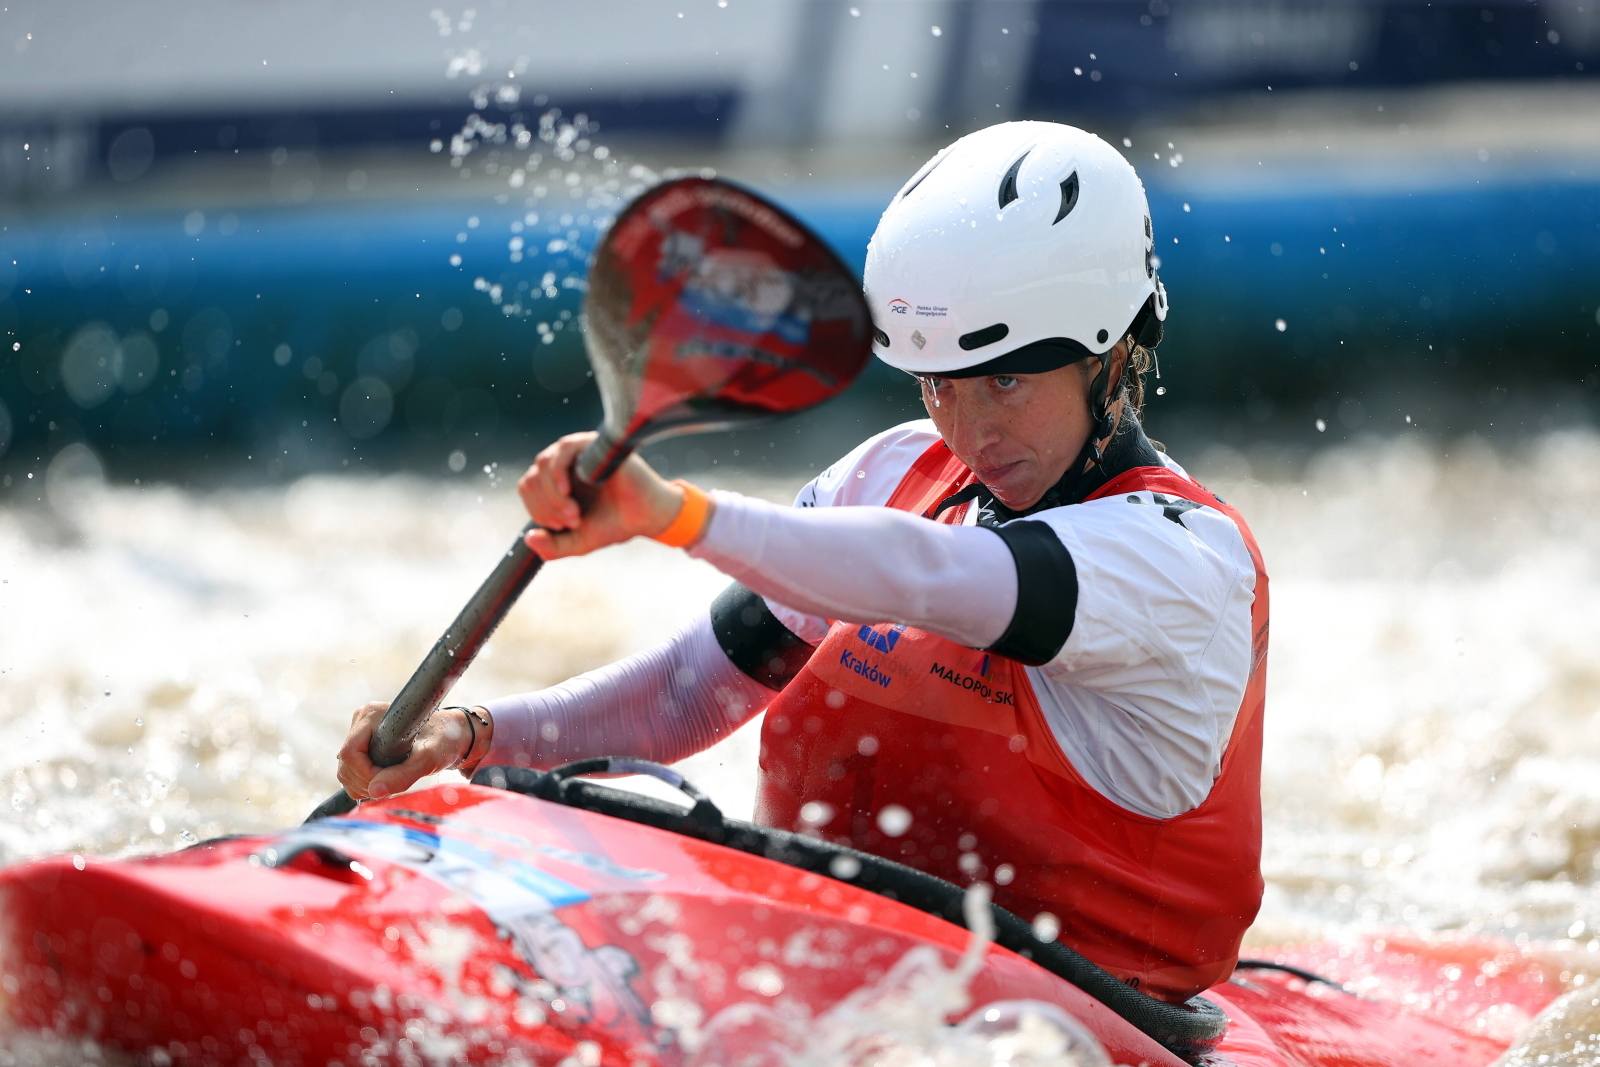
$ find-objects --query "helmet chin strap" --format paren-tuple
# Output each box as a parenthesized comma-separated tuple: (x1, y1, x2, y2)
(1074, 345, 1124, 474)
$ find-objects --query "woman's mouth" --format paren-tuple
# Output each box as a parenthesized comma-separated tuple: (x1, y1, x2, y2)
(976, 459, 1025, 485)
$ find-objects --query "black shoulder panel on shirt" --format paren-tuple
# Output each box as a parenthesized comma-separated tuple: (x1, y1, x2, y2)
(709, 581, 816, 690)
(987, 521, 1078, 666)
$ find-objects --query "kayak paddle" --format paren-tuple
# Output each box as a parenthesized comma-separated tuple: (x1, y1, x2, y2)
(307, 176, 872, 821)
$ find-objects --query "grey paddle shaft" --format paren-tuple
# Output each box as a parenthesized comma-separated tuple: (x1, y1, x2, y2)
(369, 525, 544, 764)
(306, 442, 610, 822)
(374, 440, 610, 762)
(304, 528, 543, 822)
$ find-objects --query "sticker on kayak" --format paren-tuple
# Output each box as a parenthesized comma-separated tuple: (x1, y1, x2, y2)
(262, 818, 589, 919)
(389, 807, 664, 885)
(262, 821, 668, 1054)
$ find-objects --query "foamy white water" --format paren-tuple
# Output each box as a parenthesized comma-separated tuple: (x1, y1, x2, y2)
(0, 453, 765, 857)
(4, 430, 1600, 1061)
(1214, 431, 1600, 947)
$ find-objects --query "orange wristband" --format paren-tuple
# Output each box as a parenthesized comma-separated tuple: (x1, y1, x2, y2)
(653, 480, 711, 548)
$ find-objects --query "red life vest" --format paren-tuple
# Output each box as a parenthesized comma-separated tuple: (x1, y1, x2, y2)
(755, 440, 1270, 1003)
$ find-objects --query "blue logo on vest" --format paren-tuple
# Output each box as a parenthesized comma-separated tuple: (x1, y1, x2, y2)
(857, 624, 905, 654)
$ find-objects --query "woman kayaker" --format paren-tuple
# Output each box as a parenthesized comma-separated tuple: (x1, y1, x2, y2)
(337, 121, 1270, 1005)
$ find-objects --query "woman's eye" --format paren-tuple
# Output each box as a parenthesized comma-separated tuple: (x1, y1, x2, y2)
(993, 375, 1018, 389)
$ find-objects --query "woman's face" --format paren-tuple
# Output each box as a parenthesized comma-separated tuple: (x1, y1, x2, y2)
(920, 343, 1126, 511)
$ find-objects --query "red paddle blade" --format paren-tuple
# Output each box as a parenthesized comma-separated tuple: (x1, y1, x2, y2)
(578, 177, 872, 482)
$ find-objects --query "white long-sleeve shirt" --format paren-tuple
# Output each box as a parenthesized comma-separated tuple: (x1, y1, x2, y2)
(484, 420, 1259, 818)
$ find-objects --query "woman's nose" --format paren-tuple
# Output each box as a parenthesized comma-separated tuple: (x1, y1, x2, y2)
(943, 396, 1001, 454)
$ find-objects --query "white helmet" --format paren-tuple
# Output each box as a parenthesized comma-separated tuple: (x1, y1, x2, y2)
(864, 121, 1166, 377)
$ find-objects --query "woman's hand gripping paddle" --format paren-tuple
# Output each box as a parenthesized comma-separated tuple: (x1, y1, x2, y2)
(307, 177, 872, 821)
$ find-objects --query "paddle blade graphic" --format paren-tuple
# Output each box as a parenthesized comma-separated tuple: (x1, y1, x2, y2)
(578, 177, 872, 481)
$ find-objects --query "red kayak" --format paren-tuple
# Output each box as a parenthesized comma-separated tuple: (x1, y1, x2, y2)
(0, 759, 1562, 1065)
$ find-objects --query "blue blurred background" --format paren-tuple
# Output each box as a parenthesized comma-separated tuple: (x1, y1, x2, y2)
(2, 0, 1597, 486)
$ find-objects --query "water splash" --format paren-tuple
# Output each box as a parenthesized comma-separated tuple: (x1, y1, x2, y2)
(0, 1035, 132, 1067)
(444, 101, 648, 322)
(434, 18, 668, 328)
(690, 886, 1114, 1067)
(1496, 979, 1600, 1067)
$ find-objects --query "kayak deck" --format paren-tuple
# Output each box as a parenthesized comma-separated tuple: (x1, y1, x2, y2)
(1, 785, 1182, 1066)
(0, 784, 1565, 1066)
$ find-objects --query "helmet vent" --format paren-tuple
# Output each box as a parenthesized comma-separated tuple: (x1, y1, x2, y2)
(958, 323, 1010, 351)
(1053, 172, 1080, 224)
(873, 326, 890, 348)
(899, 152, 949, 201)
(997, 150, 1031, 209)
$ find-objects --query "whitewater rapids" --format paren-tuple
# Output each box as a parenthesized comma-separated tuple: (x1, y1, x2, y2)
(3, 429, 1600, 1061)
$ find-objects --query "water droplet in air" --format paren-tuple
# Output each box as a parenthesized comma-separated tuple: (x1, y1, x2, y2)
(877, 804, 912, 837)
(1275, 319, 1287, 331)
(1156, 386, 1166, 395)
(1316, 418, 1327, 432)
(800, 801, 834, 826)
